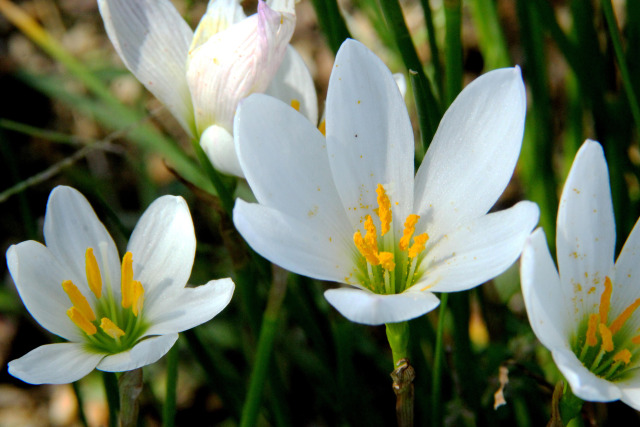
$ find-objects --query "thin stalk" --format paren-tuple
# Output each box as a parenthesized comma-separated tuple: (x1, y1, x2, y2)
(71, 382, 89, 427)
(390, 359, 415, 427)
(419, 0, 443, 97)
(443, 0, 462, 107)
(469, 0, 511, 69)
(601, 0, 640, 139)
(163, 344, 179, 427)
(430, 293, 448, 427)
(102, 372, 119, 427)
(310, 0, 351, 54)
(189, 139, 235, 217)
(118, 368, 143, 427)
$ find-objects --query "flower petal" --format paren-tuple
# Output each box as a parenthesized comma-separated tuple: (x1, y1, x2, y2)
(97, 334, 178, 372)
(7, 242, 82, 342)
(419, 201, 539, 293)
(98, 0, 195, 135)
(187, 1, 294, 133)
(324, 287, 440, 325)
(43, 186, 121, 305)
(234, 200, 354, 283)
(200, 124, 244, 177)
(553, 346, 622, 402)
(8, 343, 104, 384)
(127, 196, 195, 305)
(413, 67, 526, 238)
(618, 376, 640, 411)
(325, 39, 414, 231)
(556, 140, 615, 315)
(265, 45, 318, 125)
(190, 0, 246, 51)
(612, 215, 640, 332)
(145, 278, 234, 335)
(520, 228, 570, 350)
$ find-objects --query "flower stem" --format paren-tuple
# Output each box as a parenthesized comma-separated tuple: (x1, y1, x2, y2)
(163, 344, 179, 427)
(549, 381, 583, 426)
(102, 372, 119, 427)
(118, 368, 143, 427)
(431, 293, 448, 427)
(386, 321, 410, 364)
(390, 358, 415, 427)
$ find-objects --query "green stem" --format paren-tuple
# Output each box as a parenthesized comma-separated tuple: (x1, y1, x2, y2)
(71, 381, 89, 427)
(386, 321, 410, 365)
(469, 0, 511, 69)
(419, 0, 443, 99)
(430, 293, 448, 427)
(309, 0, 351, 54)
(189, 138, 235, 217)
(443, 0, 462, 107)
(386, 321, 413, 427)
(601, 0, 640, 140)
(102, 372, 119, 427)
(163, 344, 179, 427)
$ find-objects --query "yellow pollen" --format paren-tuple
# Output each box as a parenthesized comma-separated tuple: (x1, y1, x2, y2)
(363, 215, 378, 249)
(131, 280, 144, 317)
(62, 280, 96, 322)
(354, 230, 379, 265)
(408, 233, 429, 259)
(121, 252, 134, 309)
(379, 252, 395, 271)
(290, 99, 300, 111)
(375, 184, 392, 236)
(67, 307, 97, 335)
(399, 214, 419, 251)
(318, 120, 326, 136)
(609, 297, 640, 335)
(100, 317, 125, 339)
(85, 248, 102, 299)
(599, 323, 614, 352)
(613, 349, 632, 364)
(599, 276, 613, 324)
(586, 313, 599, 346)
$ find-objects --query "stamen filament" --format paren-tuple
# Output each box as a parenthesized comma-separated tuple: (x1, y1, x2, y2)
(85, 248, 102, 298)
(67, 307, 97, 335)
(599, 277, 613, 324)
(62, 280, 96, 321)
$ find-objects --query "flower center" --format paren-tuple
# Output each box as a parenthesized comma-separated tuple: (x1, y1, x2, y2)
(573, 276, 640, 381)
(351, 184, 428, 294)
(62, 247, 148, 354)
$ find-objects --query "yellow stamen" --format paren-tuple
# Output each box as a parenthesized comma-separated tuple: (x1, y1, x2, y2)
(376, 184, 392, 236)
(599, 276, 613, 324)
(399, 214, 419, 251)
(67, 307, 97, 335)
(318, 120, 326, 136)
(85, 248, 102, 299)
(613, 349, 632, 364)
(632, 335, 640, 345)
(586, 313, 599, 346)
(290, 99, 300, 111)
(363, 215, 378, 249)
(121, 252, 134, 309)
(100, 317, 125, 339)
(354, 230, 379, 265)
(131, 280, 144, 317)
(408, 233, 429, 259)
(62, 280, 96, 322)
(609, 298, 640, 335)
(599, 323, 614, 352)
(379, 252, 395, 271)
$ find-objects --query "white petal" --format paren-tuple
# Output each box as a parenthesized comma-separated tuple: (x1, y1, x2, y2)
(556, 140, 615, 316)
(187, 2, 294, 133)
(520, 228, 570, 350)
(419, 201, 539, 293)
(97, 334, 178, 372)
(6, 242, 82, 342)
(98, 0, 195, 135)
(200, 125, 244, 177)
(8, 343, 104, 385)
(145, 279, 234, 335)
(553, 347, 622, 402)
(190, 0, 246, 51)
(325, 39, 415, 231)
(43, 186, 121, 302)
(234, 200, 354, 283)
(267, 0, 296, 14)
(618, 376, 640, 411)
(265, 46, 319, 125)
(612, 216, 640, 332)
(324, 287, 440, 325)
(414, 67, 526, 238)
(127, 196, 195, 306)
(393, 73, 407, 98)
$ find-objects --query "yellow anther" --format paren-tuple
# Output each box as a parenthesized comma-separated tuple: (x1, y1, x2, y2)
(363, 216, 378, 249)
(121, 252, 134, 309)
(354, 230, 379, 265)
(610, 297, 640, 335)
(613, 349, 632, 364)
(408, 233, 429, 259)
(586, 313, 599, 346)
(67, 307, 97, 335)
(632, 335, 640, 345)
(290, 99, 300, 111)
(100, 317, 125, 339)
(131, 280, 144, 317)
(375, 184, 392, 236)
(62, 280, 96, 322)
(599, 323, 614, 352)
(85, 248, 102, 299)
(318, 120, 326, 136)
(599, 276, 613, 324)
(379, 252, 395, 271)
(399, 214, 419, 251)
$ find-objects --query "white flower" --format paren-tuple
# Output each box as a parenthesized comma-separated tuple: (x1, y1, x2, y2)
(521, 140, 640, 410)
(232, 39, 539, 325)
(98, 0, 317, 176)
(7, 186, 234, 384)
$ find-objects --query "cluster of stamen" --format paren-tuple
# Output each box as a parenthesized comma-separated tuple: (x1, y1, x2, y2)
(575, 276, 640, 380)
(62, 248, 146, 352)
(352, 184, 429, 294)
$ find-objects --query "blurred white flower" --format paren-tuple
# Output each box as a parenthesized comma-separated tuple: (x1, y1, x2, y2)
(232, 39, 538, 325)
(7, 186, 234, 384)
